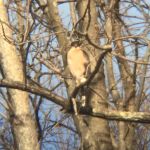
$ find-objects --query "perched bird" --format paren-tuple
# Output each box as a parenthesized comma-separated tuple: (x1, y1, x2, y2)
(67, 46, 90, 86)
(67, 46, 90, 108)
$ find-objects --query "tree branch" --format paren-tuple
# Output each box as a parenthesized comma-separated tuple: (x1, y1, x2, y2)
(1, 80, 150, 123)
(75, 107, 150, 123)
(0, 79, 69, 109)
(90, 110, 150, 123)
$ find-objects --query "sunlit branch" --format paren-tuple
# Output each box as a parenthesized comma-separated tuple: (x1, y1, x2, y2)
(0, 79, 69, 109)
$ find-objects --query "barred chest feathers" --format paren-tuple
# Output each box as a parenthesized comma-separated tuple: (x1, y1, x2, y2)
(67, 46, 90, 85)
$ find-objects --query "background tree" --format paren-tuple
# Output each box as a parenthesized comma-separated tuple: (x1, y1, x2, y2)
(0, 0, 150, 150)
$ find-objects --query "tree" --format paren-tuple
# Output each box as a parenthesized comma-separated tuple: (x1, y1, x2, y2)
(0, 0, 39, 149)
(0, 0, 150, 150)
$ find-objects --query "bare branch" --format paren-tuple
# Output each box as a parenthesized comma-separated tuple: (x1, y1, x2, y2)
(90, 110, 150, 123)
(0, 79, 69, 109)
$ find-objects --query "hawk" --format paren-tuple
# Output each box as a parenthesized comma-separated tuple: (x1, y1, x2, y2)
(67, 46, 90, 86)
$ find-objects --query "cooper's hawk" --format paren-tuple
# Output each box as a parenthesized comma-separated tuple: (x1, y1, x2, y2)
(67, 46, 90, 86)
(67, 46, 90, 113)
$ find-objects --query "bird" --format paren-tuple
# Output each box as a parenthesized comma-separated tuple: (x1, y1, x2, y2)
(67, 46, 90, 86)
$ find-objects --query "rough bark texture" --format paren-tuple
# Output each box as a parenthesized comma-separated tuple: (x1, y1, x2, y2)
(72, 1, 113, 149)
(113, 3, 136, 149)
(0, 0, 149, 149)
(0, 1, 39, 149)
(44, 0, 113, 149)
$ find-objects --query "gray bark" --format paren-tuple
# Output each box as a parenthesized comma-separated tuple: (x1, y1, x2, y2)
(0, 1, 39, 149)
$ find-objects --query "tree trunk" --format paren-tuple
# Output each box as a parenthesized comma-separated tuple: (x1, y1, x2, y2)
(72, 1, 113, 149)
(43, 0, 113, 149)
(113, 3, 136, 149)
(0, 1, 39, 149)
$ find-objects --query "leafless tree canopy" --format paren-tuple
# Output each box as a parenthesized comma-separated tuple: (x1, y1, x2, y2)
(0, 0, 150, 149)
